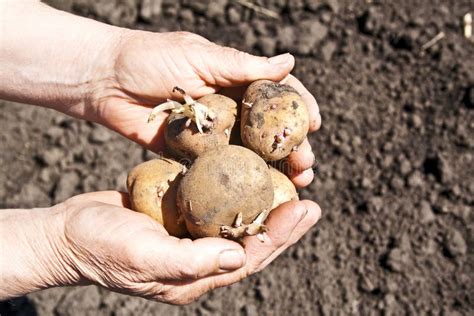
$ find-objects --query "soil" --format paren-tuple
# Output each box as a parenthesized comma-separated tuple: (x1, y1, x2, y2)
(1, 0, 473, 315)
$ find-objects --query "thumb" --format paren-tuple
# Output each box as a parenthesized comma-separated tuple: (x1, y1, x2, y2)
(143, 236, 246, 280)
(207, 47, 295, 86)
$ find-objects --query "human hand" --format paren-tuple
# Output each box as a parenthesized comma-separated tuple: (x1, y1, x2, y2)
(1, 191, 320, 303)
(91, 31, 321, 187)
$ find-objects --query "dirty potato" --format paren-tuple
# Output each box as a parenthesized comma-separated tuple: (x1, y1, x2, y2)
(241, 80, 309, 161)
(269, 167, 299, 209)
(127, 158, 188, 237)
(177, 145, 274, 239)
(165, 94, 237, 160)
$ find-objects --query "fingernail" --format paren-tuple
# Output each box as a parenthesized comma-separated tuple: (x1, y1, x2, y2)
(219, 249, 246, 270)
(268, 53, 291, 65)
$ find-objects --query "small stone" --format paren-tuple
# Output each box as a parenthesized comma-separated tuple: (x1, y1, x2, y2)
(409, 114, 422, 128)
(139, 0, 162, 22)
(399, 159, 412, 176)
(179, 8, 195, 24)
(419, 200, 435, 224)
(321, 41, 337, 62)
(89, 127, 112, 144)
(385, 248, 410, 272)
(227, 6, 240, 25)
(45, 126, 64, 140)
(368, 196, 383, 212)
(54, 172, 80, 203)
(407, 171, 424, 187)
(444, 229, 467, 257)
(37, 147, 63, 166)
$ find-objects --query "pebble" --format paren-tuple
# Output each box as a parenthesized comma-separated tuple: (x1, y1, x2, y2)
(37, 147, 63, 166)
(227, 6, 241, 25)
(407, 171, 424, 187)
(54, 172, 80, 203)
(409, 113, 422, 128)
(399, 159, 412, 176)
(89, 128, 112, 144)
(385, 248, 410, 272)
(139, 0, 162, 22)
(444, 229, 467, 258)
(419, 200, 435, 224)
(179, 8, 195, 24)
(321, 41, 337, 62)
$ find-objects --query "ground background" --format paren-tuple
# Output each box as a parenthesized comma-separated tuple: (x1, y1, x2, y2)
(1, 0, 473, 315)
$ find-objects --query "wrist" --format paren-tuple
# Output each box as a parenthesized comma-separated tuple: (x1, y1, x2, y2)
(0, 205, 80, 299)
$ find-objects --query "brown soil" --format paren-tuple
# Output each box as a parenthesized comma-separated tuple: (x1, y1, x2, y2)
(1, 0, 472, 315)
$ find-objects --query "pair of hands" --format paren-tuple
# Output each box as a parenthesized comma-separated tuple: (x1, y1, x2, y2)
(53, 31, 322, 304)
(0, 8, 322, 302)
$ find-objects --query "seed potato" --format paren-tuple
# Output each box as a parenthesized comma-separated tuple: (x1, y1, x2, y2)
(269, 167, 299, 209)
(165, 94, 237, 160)
(177, 145, 274, 239)
(127, 158, 188, 237)
(241, 80, 309, 161)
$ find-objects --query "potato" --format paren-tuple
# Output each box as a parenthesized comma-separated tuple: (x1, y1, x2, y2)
(177, 145, 274, 239)
(241, 80, 309, 161)
(269, 167, 299, 209)
(127, 158, 188, 237)
(165, 94, 237, 161)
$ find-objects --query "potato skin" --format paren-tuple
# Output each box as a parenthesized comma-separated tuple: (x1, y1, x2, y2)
(165, 94, 237, 161)
(177, 145, 274, 238)
(269, 167, 299, 209)
(241, 80, 309, 161)
(127, 158, 188, 237)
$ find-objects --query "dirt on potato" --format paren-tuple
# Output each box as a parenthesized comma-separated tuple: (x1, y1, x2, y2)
(1, 0, 473, 315)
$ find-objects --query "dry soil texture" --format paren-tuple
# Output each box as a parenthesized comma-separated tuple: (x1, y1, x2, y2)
(1, 0, 473, 315)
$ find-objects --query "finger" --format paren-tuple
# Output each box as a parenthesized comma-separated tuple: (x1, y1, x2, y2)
(139, 236, 246, 281)
(167, 201, 308, 298)
(288, 168, 314, 188)
(95, 99, 168, 153)
(206, 47, 295, 87)
(67, 191, 131, 208)
(257, 200, 321, 270)
(281, 75, 321, 132)
(287, 138, 315, 172)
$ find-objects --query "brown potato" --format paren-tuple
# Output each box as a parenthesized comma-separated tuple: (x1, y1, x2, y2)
(177, 145, 274, 239)
(269, 167, 299, 209)
(241, 80, 309, 161)
(165, 94, 237, 161)
(127, 158, 188, 237)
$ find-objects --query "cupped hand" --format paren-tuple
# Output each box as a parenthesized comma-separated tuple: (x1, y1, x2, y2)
(90, 31, 321, 187)
(56, 191, 321, 304)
